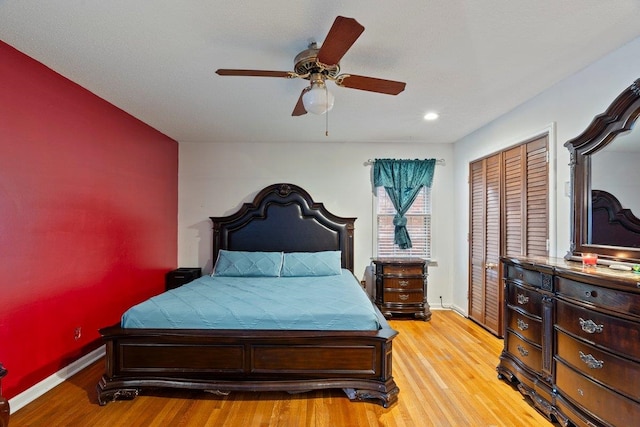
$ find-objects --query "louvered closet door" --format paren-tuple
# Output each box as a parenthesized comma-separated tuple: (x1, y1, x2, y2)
(503, 136, 549, 258)
(469, 154, 502, 336)
(469, 135, 549, 337)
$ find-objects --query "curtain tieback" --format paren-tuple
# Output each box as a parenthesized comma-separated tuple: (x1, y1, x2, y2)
(393, 215, 407, 227)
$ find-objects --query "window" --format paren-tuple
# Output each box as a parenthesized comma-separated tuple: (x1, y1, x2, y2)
(375, 186, 432, 258)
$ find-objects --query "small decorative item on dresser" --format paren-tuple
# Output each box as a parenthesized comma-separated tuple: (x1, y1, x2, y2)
(0, 363, 9, 427)
(372, 258, 430, 320)
(581, 252, 598, 266)
(165, 267, 202, 291)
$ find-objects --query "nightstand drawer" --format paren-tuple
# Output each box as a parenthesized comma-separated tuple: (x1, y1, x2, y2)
(383, 264, 424, 275)
(384, 291, 424, 304)
(384, 277, 423, 290)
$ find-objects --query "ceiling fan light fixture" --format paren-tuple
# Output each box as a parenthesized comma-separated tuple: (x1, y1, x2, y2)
(302, 82, 334, 115)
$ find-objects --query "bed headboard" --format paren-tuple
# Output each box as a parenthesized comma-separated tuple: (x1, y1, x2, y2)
(591, 189, 640, 248)
(211, 183, 356, 272)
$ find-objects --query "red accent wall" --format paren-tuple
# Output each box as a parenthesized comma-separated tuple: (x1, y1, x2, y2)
(0, 41, 178, 398)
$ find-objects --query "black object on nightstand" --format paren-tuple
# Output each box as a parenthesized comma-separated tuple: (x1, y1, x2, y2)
(165, 267, 202, 291)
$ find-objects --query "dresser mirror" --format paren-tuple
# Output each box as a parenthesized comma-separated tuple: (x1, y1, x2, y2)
(565, 78, 640, 264)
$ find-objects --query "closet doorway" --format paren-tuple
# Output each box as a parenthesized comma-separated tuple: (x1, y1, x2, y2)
(468, 135, 549, 336)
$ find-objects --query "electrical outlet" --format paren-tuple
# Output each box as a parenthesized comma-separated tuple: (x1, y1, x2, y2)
(74, 327, 82, 341)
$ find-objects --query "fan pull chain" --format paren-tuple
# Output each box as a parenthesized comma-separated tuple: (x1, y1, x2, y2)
(325, 85, 330, 137)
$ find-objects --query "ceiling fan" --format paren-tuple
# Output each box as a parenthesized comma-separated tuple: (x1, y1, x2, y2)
(216, 16, 406, 116)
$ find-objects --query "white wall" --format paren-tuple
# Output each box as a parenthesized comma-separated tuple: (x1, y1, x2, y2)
(178, 141, 455, 307)
(451, 36, 640, 314)
(178, 36, 640, 315)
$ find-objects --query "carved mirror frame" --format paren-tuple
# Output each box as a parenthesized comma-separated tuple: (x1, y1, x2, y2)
(565, 78, 640, 264)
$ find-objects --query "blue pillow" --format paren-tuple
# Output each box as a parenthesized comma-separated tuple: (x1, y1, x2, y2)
(281, 251, 343, 277)
(213, 250, 283, 277)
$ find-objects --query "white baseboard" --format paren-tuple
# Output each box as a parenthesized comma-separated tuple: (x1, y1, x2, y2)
(9, 345, 105, 414)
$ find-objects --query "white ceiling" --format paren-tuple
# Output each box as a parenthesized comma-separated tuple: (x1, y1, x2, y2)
(2, 1, 640, 144)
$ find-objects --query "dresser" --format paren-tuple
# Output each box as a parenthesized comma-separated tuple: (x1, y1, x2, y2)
(372, 258, 430, 320)
(498, 256, 640, 427)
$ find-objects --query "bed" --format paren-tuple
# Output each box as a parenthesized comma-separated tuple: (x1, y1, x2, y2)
(96, 183, 399, 407)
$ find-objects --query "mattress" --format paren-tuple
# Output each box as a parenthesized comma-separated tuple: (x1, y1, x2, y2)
(121, 270, 380, 330)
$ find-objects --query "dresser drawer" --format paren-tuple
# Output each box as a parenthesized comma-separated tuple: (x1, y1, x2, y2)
(505, 264, 548, 289)
(506, 332, 542, 373)
(556, 277, 640, 317)
(383, 277, 423, 291)
(555, 360, 640, 427)
(382, 264, 424, 276)
(383, 290, 424, 304)
(506, 283, 543, 316)
(556, 330, 640, 401)
(506, 307, 542, 345)
(556, 300, 640, 359)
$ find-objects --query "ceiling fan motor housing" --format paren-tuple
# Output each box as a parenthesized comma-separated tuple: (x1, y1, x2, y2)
(294, 43, 340, 79)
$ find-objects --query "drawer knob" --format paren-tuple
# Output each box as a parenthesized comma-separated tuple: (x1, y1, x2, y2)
(516, 293, 529, 305)
(517, 345, 529, 357)
(584, 290, 597, 298)
(399, 280, 409, 287)
(516, 318, 529, 331)
(399, 294, 409, 301)
(579, 318, 603, 334)
(579, 351, 604, 369)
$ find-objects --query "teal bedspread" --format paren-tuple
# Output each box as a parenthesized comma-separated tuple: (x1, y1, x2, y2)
(121, 270, 380, 330)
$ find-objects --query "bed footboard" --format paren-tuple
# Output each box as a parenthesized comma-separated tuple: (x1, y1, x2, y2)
(97, 323, 399, 408)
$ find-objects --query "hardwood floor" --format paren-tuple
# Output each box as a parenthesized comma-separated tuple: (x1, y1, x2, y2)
(11, 311, 554, 426)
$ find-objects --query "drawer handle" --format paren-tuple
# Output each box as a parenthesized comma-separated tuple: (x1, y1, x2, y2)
(579, 351, 604, 369)
(579, 318, 603, 334)
(516, 318, 529, 331)
(516, 293, 529, 305)
(517, 345, 529, 357)
(399, 294, 409, 301)
(399, 280, 409, 287)
(584, 290, 598, 298)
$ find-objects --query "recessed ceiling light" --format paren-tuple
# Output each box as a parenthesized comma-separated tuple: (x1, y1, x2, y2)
(424, 112, 439, 121)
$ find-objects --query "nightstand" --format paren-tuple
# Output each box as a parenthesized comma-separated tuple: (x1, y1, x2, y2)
(0, 363, 8, 427)
(372, 258, 430, 320)
(165, 267, 202, 291)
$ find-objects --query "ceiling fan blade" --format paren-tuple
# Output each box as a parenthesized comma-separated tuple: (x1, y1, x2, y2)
(316, 16, 365, 65)
(336, 74, 406, 95)
(216, 69, 293, 78)
(292, 88, 308, 116)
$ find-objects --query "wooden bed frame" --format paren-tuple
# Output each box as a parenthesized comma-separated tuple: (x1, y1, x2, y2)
(97, 183, 399, 407)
